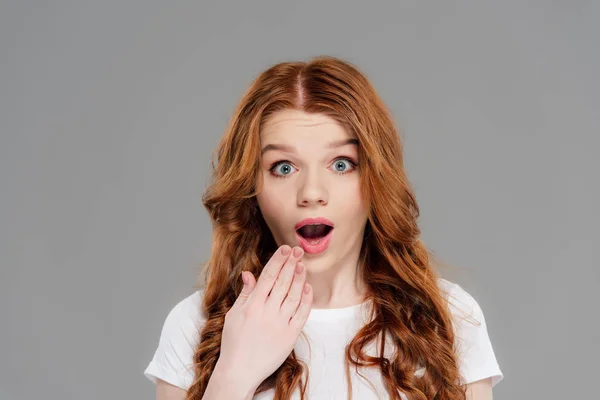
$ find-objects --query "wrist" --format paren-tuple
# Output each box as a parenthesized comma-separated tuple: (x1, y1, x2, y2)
(209, 361, 257, 399)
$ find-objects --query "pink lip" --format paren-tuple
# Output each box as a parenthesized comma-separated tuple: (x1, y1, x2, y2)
(294, 217, 334, 255)
(296, 228, 333, 254)
(294, 217, 334, 230)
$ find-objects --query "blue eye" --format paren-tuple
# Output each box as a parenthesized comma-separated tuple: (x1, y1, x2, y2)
(331, 158, 355, 173)
(270, 162, 297, 177)
(268, 157, 358, 179)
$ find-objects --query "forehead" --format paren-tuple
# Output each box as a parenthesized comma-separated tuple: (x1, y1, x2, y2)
(261, 109, 352, 141)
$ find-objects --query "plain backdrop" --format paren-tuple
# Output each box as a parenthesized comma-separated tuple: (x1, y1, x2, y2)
(1, 1, 598, 399)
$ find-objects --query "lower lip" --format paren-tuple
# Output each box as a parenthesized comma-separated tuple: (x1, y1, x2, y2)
(296, 228, 333, 254)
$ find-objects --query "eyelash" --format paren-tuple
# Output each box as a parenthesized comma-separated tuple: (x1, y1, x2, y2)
(268, 157, 358, 179)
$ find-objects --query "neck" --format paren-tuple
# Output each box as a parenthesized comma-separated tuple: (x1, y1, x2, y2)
(305, 247, 367, 309)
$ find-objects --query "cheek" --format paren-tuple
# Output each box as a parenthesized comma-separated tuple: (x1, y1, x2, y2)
(335, 180, 366, 214)
(257, 184, 290, 227)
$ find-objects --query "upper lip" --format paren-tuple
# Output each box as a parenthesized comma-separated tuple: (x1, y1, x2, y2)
(295, 217, 335, 231)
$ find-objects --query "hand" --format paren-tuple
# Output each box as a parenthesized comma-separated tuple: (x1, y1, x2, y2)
(215, 245, 313, 393)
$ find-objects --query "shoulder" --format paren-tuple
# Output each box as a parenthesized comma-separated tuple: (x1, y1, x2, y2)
(437, 278, 482, 323)
(436, 278, 504, 387)
(162, 289, 207, 333)
(144, 289, 207, 390)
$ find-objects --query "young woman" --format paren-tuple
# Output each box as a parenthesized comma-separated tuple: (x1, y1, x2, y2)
(144, 56, 503, 400)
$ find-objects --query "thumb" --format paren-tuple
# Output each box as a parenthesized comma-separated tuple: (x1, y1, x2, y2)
(236, 271, 257, 305)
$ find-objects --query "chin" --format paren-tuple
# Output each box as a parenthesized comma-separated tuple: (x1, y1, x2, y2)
(301, 256, 333, 274)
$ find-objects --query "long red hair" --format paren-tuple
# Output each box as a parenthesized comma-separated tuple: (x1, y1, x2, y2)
(187, 56, 466, 400)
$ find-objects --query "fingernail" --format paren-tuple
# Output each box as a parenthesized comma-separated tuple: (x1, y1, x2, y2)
(293, 247, 303, 257)
(281, 245, 291, 256)
(304, 283, 311, 294)
(241, 271, 248, 285)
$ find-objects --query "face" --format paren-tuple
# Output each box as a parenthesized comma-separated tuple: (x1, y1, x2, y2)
(256, 109, 369, 274)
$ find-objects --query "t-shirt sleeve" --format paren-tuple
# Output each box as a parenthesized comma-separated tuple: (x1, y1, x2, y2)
(446, 282, 504, 387)
(143, 290, 204, 390)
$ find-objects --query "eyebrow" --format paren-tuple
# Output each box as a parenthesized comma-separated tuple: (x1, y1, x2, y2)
(260, 138, 359, 156)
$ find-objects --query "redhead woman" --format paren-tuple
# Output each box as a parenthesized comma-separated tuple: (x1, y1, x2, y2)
(144, 56, 503, 400)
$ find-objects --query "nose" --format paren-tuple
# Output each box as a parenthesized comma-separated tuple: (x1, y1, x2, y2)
(297, 168, 328, 207)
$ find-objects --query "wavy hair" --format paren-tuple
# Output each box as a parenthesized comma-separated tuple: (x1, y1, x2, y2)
(187, 56, 466, 400)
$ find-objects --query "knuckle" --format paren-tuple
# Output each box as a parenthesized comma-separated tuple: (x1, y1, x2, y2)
(263, 271, 278, 282)
(274, 277, 289, 290)
(242, 303, 259, 317)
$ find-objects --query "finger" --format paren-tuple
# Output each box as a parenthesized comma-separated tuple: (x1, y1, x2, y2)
(290, 282, 313, 331)
(251, 245, 292, 303)
(266, 246, 303, 310)
(231, 271, 257, 310)
(280, 261, 306, 318)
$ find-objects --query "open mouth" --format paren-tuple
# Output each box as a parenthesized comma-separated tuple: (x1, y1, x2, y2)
(295, 223, 334, 254)
(296, 224, 333, 242)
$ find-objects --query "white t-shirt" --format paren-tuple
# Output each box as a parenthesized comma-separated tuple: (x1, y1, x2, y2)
(144, 278, 503, 399)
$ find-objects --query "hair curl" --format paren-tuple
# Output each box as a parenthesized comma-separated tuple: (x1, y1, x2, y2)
(186, 56, 466, 400)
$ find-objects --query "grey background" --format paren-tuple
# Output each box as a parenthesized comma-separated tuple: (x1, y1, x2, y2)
(1, 1, 598, 399)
